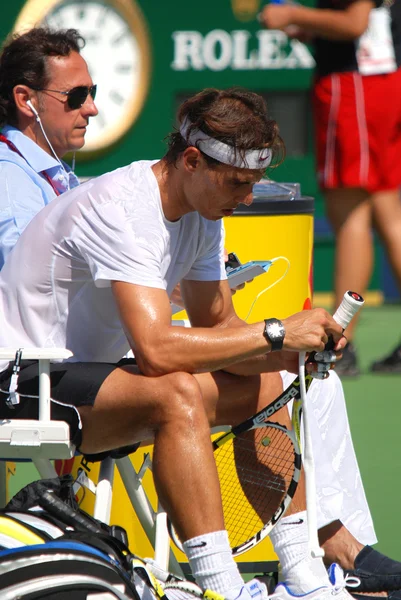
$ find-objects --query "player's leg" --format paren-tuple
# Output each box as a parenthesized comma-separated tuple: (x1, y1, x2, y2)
(196, 369, 307, 516)
(6, 360, 265, 599)
(78, 364, 226, 542)
(4, 360, 224, 540)
(283, 369, 401, 595)
(197, 367, 401, 596)
(195, 370, 346, 597)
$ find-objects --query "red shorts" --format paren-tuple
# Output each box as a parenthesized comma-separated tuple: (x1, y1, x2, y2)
(313, 68, 401, 193)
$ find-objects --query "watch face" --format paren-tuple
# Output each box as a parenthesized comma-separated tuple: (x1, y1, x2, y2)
(13, 0, 151, 155)
(268, 321, 284, 340)
(264, 318, 285, 351)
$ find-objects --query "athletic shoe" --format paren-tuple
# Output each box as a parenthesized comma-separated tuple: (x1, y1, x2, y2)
(270, 563, 357, 600)
(370, 343, 401, 374)
(335, 343, 360, 378)
(344, 545, 401, 592)
(235, 579, 269, 600)
(164, 578, 269, 600)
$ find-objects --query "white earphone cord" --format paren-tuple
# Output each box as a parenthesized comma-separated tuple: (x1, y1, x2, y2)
(244, 256, 290, 323)
(28, 100, 70, 175)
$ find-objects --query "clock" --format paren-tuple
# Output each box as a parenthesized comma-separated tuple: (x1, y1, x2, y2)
(13, 0, 151, 155)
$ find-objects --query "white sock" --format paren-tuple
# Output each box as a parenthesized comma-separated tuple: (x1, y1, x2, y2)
(183, 530, 244, 597)
(269, 511, 330, 594)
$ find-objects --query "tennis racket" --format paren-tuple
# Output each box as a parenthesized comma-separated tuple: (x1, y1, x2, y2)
(169, 291, 364, 557)
(299, 291, 365, 558)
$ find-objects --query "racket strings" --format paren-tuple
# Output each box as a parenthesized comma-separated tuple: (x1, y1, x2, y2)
(214, 425, 296, 551)
(220, 439, 289, 493)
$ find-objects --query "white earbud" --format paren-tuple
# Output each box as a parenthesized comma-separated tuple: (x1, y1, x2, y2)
(26, 98, 68, 175)
(26, 99, 40, 121)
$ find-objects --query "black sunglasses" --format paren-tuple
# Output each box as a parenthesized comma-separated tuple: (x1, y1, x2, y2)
(30, 84, 97, 110)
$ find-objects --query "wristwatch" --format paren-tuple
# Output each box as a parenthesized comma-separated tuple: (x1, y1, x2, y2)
(263, 318, 286, 351)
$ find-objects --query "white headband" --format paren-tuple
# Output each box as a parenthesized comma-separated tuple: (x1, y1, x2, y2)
(179, 117, 272, 170)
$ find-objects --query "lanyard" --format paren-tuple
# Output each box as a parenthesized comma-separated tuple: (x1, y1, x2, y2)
(0, 133, 60, 197)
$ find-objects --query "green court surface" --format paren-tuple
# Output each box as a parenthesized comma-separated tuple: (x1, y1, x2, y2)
(339, 303, 401, 560)
(6, 304, 401, 561)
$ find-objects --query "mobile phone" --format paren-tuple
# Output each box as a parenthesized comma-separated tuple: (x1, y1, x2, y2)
(225, 252, 241, 271)
(227, 260, 272, 289)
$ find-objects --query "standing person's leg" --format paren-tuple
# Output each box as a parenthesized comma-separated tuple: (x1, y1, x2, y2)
(369, 189, 401, 373)
(313, 72, 374, 377)
(323, 188, 372, 376)
(363, 68, 401, 373)
(324, 188, 372, 343)
(372, 189, 401, 290)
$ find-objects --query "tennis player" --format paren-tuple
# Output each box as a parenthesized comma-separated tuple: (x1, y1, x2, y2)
(0, 87, 362, 600)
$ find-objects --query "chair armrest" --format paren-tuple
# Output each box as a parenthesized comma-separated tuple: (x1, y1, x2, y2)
(1, 347, 73, 420)
(0, 347, 76, 459)
(0, 348, 72, 360)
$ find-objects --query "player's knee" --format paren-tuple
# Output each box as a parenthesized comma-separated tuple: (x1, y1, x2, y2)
(162, 371, 205, 425)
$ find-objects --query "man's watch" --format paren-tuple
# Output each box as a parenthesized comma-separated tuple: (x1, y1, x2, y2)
(263, 318, 286, 351)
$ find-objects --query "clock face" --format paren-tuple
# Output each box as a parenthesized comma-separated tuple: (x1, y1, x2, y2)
(13, 0, 151, 155)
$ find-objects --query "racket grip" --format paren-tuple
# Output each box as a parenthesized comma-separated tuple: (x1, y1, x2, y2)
(40, 490, 103, 534)
(324, 291, 365, 351)
(333, 290, 364, 329)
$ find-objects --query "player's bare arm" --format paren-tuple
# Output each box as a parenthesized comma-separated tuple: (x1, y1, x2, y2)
(183, 278, 347, 376)
(112, 279, 346, 376)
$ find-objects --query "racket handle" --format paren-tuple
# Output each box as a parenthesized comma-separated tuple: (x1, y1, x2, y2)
(40, 490, 104, 534)
(324, 291, 365, 351)
(333, 290, 364, 329)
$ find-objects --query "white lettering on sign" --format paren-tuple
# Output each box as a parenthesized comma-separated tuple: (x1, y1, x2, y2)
(171, 29, 315, 71)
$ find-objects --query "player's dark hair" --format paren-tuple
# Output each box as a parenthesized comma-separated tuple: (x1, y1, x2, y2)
(0, 27, 84, 127)
(164, 87, 285, 170)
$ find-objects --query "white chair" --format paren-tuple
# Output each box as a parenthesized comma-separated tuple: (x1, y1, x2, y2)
(0, 348, 76, 508)
(0, 347, 75, 460)
(0, 346, 183, 575)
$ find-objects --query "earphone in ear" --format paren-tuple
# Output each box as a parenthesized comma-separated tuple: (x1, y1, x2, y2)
(26, 99, 40, 121)
(25, 98, 64, 169)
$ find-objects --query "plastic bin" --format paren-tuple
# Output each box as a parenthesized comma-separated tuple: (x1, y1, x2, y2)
(225, 190, 314, 322)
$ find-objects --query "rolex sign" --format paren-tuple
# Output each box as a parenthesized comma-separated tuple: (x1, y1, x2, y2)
(171, 29, 315, 71)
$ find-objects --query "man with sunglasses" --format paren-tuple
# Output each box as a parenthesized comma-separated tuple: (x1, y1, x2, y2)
(0, 26, 98, 268)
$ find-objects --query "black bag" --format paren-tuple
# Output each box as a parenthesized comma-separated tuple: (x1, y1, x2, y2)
(0, 476, 143, 599)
